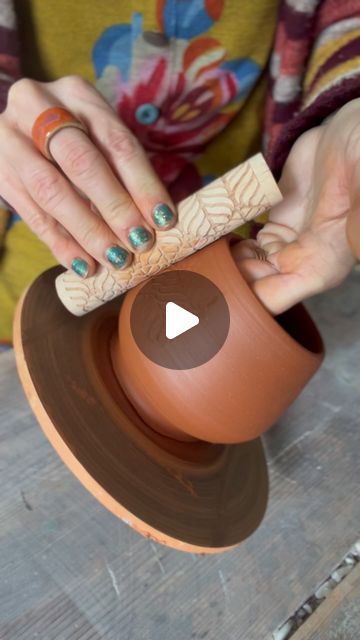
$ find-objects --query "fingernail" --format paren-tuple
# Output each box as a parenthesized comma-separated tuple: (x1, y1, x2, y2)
(128, 226, 153, 250)
(152, 203, 176, 228)
(71, 257, 89, 278)
(106, 245, 131, 269)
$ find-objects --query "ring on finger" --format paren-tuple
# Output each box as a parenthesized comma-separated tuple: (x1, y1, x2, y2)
(31, 106, 88, 161)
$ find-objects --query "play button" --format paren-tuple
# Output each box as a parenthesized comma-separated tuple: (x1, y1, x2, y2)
(130, 270, 230, 370)
(165, 302, 199, 339)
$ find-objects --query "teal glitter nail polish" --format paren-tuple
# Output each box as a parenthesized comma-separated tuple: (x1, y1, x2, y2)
(106, 245, 130, 269)
(71, 258, 89, 278)
(128, 226, 152, 250)
(152, 203, 175, 228)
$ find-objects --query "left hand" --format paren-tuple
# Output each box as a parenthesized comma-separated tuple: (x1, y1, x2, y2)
(233, 99, 360, 315)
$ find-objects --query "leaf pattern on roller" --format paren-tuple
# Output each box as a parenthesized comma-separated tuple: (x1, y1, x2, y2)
(55, 154, 282, 315)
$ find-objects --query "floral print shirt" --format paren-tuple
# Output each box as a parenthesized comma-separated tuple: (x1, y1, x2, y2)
(13, 0, 279, 200)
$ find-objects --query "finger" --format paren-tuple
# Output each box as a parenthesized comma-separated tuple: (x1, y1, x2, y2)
(0, 157, 96, 277)
(6, 78, 154, 255)
(231, 240, 278, 287)
(8, 76, 177, 245)
(236, 258, 277, 288)
(9, 79, 154, 262)
(48, 127, 156, 254)
(87, 117, 177, 231)
(231, 239, 270, 263)
(244, 246, 333, 315)
(251, 272, 311, 315)
(232, 239, 320, 314)
(63, 80, 178, 232)
(1, 128, 133, 271)
(257, 222, 298, 254)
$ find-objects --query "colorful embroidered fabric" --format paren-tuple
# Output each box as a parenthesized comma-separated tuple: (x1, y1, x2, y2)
(92, 5, 262, 202)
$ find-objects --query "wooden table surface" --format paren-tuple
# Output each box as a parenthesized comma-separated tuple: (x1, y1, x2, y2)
(292, 562, 360, 640)
(0, 270, 359, 640)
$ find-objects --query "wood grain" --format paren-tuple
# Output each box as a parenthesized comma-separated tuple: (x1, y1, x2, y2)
(55, 153, 282, 315)
(1, 268, 359, 639)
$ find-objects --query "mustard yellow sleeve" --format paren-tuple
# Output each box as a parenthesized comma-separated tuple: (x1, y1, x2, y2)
(0, 217, 57, 345)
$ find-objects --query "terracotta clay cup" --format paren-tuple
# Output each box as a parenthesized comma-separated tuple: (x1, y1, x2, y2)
(112, 236, 324, 444)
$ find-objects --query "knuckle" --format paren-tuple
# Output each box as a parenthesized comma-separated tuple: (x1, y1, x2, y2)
(27, 211, 50, 239)
(7, 77, 38, 107)
(50, 233, 72, 259)
(107, 128, 140, 162)
(62, 74, 91, 94)
(61, 140, 99, 179)
(78, 217, 104, 248)
(105, 195, 132, 222)
(29, 168, 64, 209)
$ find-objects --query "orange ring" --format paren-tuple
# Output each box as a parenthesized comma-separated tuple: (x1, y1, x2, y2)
(31, 106, 88, 161)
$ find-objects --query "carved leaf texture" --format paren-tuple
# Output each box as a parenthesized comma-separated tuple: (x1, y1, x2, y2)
(55, 155, 281, 315)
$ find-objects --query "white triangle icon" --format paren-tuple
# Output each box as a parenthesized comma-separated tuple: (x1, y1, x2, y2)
(165, 302, 199, 340)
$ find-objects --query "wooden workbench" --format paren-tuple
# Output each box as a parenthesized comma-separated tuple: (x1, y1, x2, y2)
(0, 270, 359, 640)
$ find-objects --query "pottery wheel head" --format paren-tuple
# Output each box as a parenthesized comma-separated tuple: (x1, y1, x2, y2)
(13, 266, 268, 553)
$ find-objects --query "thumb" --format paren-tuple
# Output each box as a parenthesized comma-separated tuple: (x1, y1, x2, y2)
(232, 239, 314, 315)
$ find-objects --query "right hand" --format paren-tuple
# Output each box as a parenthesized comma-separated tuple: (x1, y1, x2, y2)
(233, 107, 360, 315)
(0, 75, 177, 277)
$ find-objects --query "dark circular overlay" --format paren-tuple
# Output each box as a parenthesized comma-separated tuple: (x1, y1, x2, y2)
(130, 270, 230, 370)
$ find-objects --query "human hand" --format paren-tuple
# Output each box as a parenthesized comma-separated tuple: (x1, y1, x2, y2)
(0, 75, 176, 277)
(233, 99, 360, 315)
